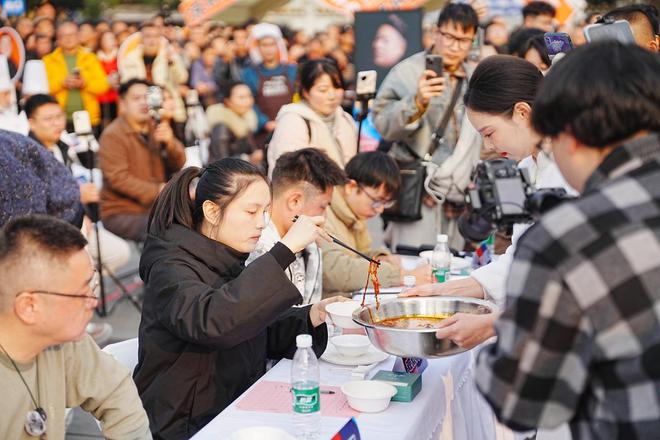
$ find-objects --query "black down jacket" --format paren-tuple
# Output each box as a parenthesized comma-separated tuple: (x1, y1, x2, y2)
(133, 223, 327, 439)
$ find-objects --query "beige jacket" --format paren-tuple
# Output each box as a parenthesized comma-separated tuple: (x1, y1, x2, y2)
(321, 189, 400, 296)
(267, 102, 358, 177)
(0, 335, 151, 440)
(120, 45, 188, 122)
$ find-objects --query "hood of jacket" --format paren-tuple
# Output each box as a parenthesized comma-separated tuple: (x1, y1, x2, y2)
(206, 104, 258, 138)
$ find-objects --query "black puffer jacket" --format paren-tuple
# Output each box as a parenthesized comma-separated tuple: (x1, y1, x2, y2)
(134, 224, 327, 439)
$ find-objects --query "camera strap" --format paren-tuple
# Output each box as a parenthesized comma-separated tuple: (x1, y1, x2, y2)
(428, 77, 464, 159)
(397, 77, 464, 162)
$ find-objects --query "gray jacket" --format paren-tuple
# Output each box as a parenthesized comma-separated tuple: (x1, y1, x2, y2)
(372, 51, 469, 165)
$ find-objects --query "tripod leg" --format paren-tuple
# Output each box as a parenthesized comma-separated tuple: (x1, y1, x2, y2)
(103, 265, 142, 313)
(93, 221, 108, 317)
(357, 119, 364, 152)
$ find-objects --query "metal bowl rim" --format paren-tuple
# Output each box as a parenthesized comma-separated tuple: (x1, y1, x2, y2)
(351, 296, 497, 333)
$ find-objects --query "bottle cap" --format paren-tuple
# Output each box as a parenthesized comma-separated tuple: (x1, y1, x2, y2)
(437, 234, 448, 243)
(403, 275, 416, 287)
(296, 334, 312, 348)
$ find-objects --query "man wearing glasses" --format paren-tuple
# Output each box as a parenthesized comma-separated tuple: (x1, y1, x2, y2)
(373, 3, 481, 252)
(0, 215, 151, 439)
(320, 152, 433, 297)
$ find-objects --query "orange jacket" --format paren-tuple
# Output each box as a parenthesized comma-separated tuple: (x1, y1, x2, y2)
(43, 47, 109, 125)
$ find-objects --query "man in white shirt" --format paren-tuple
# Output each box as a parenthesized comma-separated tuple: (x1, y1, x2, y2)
(247, 148, 347, 304)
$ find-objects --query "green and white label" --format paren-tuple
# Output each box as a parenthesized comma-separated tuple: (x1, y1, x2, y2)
(292, 387, 320, 414)
(433, 268, 449, 283)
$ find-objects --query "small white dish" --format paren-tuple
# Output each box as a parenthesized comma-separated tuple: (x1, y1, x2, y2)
(321, 343, 389, 366)
(331, 334, 371, 358)
(229, 426, 295, 440)
(341, 380, 397, 413)
(326, 301, 362, 329)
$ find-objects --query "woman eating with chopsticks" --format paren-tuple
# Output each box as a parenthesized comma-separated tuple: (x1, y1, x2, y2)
(133, 158, 346, 439)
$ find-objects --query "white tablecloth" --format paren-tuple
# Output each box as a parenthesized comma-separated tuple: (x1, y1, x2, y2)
(190, 346, 526, 440)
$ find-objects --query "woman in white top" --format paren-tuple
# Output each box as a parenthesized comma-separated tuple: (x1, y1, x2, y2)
(403, 56, 576, 348)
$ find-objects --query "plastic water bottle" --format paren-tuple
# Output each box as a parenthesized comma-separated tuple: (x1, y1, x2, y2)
(431, 234, 451, 283)
(292, 334, 321, 439)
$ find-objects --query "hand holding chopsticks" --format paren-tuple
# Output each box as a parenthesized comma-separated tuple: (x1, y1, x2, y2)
(281, 215, 331, 254)
(292, 215, 380, 266)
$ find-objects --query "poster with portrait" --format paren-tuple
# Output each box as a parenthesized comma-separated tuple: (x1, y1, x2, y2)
(354, 9, 423, 88)
(0, 27, 25, 81)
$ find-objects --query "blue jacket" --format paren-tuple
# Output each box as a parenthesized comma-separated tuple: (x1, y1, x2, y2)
(0, 129, 83, 227)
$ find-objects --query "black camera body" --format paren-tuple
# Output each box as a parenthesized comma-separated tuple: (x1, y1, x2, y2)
(458, 159, 572, 242)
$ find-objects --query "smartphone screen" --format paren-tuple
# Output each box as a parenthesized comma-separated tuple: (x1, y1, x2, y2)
(543, 32, 573, 59)
(584, 20, 636, 44)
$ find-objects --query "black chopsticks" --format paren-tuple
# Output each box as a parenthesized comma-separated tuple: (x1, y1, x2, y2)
(292, 215, 381, 266)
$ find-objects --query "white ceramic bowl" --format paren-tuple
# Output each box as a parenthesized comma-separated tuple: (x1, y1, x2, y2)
(326, 301, 362, 329)
(229, 426, 295, 440)
(341, 380, 397, 413)
(330, 334, 371, 357)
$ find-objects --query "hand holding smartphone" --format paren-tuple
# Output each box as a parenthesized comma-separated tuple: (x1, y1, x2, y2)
(418, 55, 445, 108)
(425, 54, 443, 77)
(543, 32, 573, 60)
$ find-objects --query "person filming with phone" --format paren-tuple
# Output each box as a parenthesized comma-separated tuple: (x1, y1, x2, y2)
(373, 3, 482, 252)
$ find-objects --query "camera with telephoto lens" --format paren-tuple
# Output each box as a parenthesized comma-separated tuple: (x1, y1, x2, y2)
(147, 86, 164, 123)
(457, 159, 573, 242)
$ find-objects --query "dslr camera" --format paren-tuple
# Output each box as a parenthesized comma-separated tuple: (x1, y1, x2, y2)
(458, 159, 572, 242)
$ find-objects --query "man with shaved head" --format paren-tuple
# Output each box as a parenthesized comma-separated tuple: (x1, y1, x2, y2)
(0, 215, 151, 439)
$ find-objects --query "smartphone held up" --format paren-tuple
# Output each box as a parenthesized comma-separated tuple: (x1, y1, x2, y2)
(425, 54, 443, 77)
(543, 32, 573, 60)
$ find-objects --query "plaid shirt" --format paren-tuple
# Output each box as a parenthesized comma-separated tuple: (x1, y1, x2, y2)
(476, 133, 660, 439)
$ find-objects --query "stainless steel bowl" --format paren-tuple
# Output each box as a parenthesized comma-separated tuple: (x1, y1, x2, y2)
(352, 297, 497, 358)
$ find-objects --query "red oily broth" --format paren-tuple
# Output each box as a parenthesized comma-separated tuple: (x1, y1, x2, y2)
(376, 314, 453, 329)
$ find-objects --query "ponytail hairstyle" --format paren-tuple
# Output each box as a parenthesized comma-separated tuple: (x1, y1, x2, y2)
(148, 158, 269, 237)
(463, 55, 543, 116)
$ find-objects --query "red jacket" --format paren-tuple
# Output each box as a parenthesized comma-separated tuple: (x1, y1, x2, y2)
(98, 57, 118, 104)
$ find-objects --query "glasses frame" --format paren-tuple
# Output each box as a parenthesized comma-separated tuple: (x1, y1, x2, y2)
(18, 270, 100, 307)
(437, 30, 474, 49)
(359, 185, 396, 209)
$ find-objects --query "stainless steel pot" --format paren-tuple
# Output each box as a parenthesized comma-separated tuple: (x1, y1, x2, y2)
(352, 297, 497, 358)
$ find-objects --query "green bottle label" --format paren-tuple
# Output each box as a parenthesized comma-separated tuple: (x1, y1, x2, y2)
(433, 268, 449, 283)
(292, 387, 320, 414)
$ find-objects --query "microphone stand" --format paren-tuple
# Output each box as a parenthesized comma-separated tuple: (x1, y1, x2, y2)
(78, 132, 142, 317)
(78, 132, 108, 316)
(355, 93, 374, 152)
(150, 107, 172, 181)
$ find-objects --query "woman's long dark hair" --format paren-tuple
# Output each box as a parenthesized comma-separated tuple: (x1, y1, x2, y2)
(463, 55, 543, 116)
(148, 158, 268, 237)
